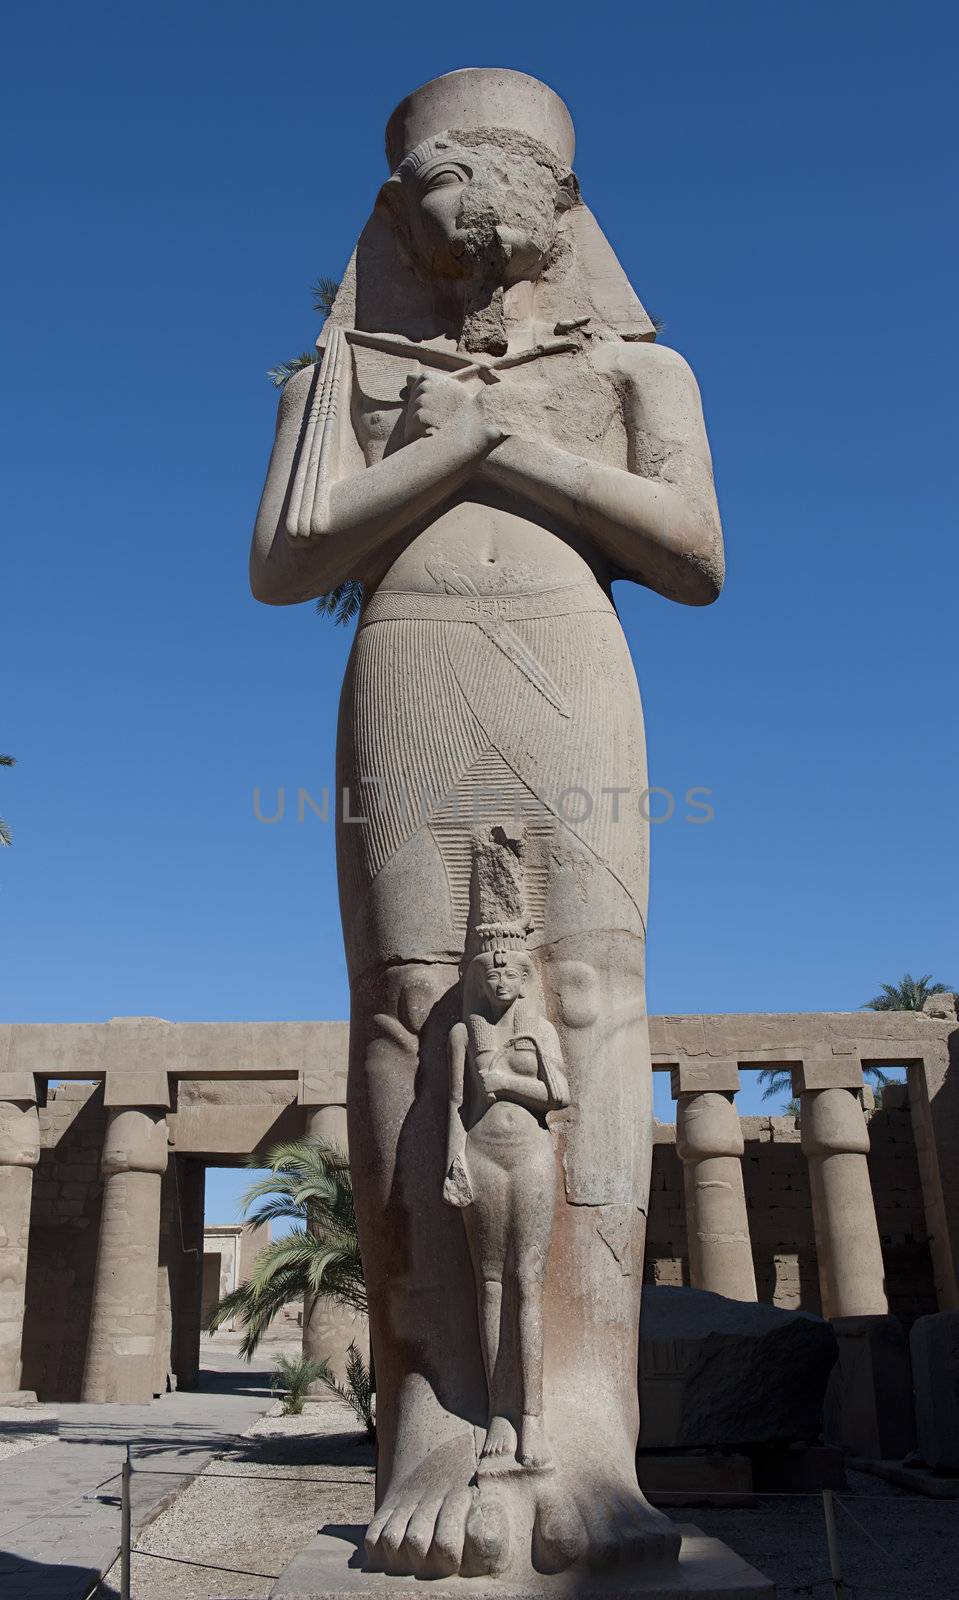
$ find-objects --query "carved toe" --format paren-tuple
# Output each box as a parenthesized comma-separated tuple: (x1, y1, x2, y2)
(429, 1487, 473, 1576)
(402, 1494, 443, 1566)
(532, 1483, 587, 1573)
(462, 1487, 510, 1577)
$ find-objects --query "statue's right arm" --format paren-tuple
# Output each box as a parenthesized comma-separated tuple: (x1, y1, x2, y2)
(447, 1023, 468, 1157)
(250, 364, 503, 606)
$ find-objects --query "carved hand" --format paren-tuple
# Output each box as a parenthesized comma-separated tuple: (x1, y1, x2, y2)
(443, 1155, 474, 1208)
(403, 371, 474, 444)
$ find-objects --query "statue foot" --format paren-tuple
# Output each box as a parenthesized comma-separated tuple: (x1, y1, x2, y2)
(532, 1467, 680, 1574)
(478, 1413, 518, 1475)
(365, 1453, 510, 1579)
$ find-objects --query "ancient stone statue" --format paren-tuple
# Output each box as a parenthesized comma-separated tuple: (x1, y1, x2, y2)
(251, 66, 724, 1583)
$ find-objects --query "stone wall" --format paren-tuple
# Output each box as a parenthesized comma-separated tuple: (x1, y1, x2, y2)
(644, 1097, 936, 1324)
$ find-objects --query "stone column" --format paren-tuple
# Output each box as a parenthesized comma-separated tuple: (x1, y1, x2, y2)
(793, 1058, 887, 1318)
(0, 1073, 40, 1403)
(301, 1096, 367, 1382)
(672, 1060, 757, 1301)
(81, 1070, 170, 1403)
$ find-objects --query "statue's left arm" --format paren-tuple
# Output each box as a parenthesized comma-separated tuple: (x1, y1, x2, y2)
(479, 342, 724, 606)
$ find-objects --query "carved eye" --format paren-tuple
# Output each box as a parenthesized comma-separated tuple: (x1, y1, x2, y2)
(422, 166, 469, 194)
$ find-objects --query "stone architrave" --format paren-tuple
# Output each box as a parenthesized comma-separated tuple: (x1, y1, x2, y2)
(671, 1061, 756, 1302)
(0, 1073, 40, 1403)
(81, 1072, 170, 1403)
(251, 68, 724, 1584)
(793, 1059, 888, 1319)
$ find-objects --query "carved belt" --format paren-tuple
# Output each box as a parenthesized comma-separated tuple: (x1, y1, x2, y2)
(360, 581, 616, 627)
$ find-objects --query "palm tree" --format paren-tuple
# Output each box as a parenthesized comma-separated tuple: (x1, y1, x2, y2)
(863, 974, 955, 1012)
(207, 1138, 365, 1360)
(756, 1064, 891, 1108)
(0, 754, 15, 847)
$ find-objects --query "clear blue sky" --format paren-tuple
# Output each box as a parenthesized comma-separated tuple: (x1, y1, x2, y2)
(3, 2, 955, 1218)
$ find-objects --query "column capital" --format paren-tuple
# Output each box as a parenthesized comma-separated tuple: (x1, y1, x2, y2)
(101, 1103, 169, 1176)
(669, 1059, 740, 1098)
(0, 1087, 40, 1169)
(676, 1089, 745, 1161)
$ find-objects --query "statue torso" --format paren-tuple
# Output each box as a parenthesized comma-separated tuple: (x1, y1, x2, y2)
(349, 340, 628, 597)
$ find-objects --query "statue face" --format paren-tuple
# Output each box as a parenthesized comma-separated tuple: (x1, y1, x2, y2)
(394, 142, 568, 287)
(477, 952, 529, 1006)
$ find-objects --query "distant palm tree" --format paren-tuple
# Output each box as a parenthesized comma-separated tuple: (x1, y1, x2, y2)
(863, 974, 955, 1012)
(207, 1138, 365, 1360)
(756, 1065, 890, 1108)
(266, 276, 362, 625)
(0, 754, 15, 847)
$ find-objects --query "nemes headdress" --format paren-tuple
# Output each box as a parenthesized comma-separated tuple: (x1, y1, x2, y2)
(321, 67, 656, 347)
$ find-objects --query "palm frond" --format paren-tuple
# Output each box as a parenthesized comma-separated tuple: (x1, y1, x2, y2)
(242, 1197, 309, 1230)
(0, 818, 10, 847)
(312, 277, 340, 319)
(319, 1340, 375, 1437)
(268, 351, 321, 389)
(756, 1066, 793, 1102)
(315, 581, 363, 626)
(0, 755, 15, 767)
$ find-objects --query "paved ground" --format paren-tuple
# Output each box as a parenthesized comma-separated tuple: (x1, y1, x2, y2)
(0, 1337, 291, 1600)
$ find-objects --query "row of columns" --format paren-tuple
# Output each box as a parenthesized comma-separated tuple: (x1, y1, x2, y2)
(671, 1057, 888, 1317)
(0, 1052, 896, 1405)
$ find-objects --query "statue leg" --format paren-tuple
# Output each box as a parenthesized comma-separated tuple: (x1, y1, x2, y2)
(526, 926, 680, 1571)
(462, 1141, 515, 1465)
(514, 1141, 555, 1472)
(348, 961, 511, 1579)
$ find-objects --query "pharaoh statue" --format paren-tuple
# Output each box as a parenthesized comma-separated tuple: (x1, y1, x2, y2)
(251, 67, 724, 1584)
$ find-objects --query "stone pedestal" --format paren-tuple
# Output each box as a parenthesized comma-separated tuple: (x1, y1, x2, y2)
(910, 1311, 959, 1471)
(671, 1063, 756, 1302)
(302, 1101, 368, 1383)
(0, 1075, 40, 1403)
(270, 1523, 773, 1597)
(81, 1072, 170, 1404)
(793, 1061, 887, 1319)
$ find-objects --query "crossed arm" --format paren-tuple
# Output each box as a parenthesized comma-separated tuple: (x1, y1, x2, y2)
(250, 342, 724, 608)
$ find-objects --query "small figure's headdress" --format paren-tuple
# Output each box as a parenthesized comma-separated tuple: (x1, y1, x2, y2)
(467, 826, 532, 963)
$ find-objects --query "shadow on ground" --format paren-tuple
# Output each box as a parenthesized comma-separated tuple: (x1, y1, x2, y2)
(0, 1548, 101, 1598)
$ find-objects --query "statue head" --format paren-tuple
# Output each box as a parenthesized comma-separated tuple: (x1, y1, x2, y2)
(375, 69, 582, 352)
(471, 948, 535, 1010)
(379, 130, 579, 289)
(321, 70, 655, 362)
